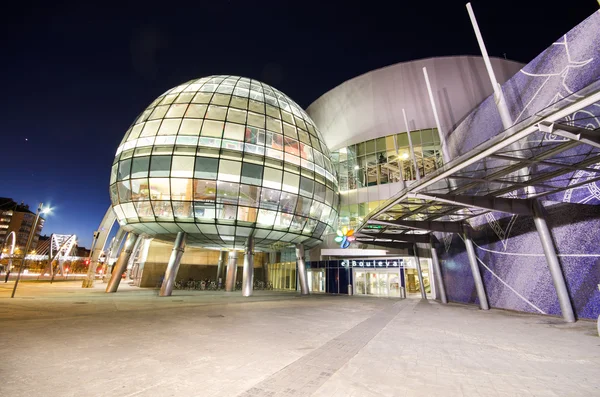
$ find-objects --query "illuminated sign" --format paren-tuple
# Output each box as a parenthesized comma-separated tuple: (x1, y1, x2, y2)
(335, 227, 356, 248)
(341, 259, 405, 268)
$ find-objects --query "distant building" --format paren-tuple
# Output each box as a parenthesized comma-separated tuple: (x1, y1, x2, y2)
(0, 198, 45, 252)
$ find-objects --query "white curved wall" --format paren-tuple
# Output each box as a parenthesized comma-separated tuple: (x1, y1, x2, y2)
(307, 56, 523, 151)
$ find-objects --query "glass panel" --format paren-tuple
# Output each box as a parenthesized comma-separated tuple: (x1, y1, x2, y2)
(218, 159, 242, 182)
(150, 156, 171, 177)
(201, 120, 224, 138)
(260, 188, 281, 210)
(171, 178, 193, 200)
(216, 181, 239, 205)
(117, 180, 131, 202)
(171, 156, 194, 178)
(237, 206, 258, 222)
(152, 201, 173, 218)
(193, 180, 216, 202)
(241, 162, 263, 185)
(299, 177, 313, 197)
(282, 172, 299, 194)
(179, 119, 202, 136)
(118, 159, 132, 181)
(223, 122, 245, 141)
(149, 178, 171, 200)
(194, 157, 218, 179)
(279, 192, 298, 213)
(131, 178, 150, 201)
(238, 184, 261, 207)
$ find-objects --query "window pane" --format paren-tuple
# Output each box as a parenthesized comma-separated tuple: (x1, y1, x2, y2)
(194, 157, 218, 179)
(193, 180, 216, 201)
(201, 120, 224, 138)
(194, 202, 216, 219)
(296, 196, 311, 217)
(206, 105, 227, 120)
(131, 178, 150, 201)
(282, 172, 299, 193)
(279, 192, 298, 213)
(223, 122, 245, 141)
(171, 156, 194, 178)
(260, 188, 281, 210)
(290, 215, 306, 231)
(134, 200, 154, 218)
(314, 182, 326, 202)
(179, 119, 202, 136)
(216, 181, 239, 205)
(152, 201, 173, 218)
(172, 201, 193, 219)
(149, 178, 171, 200)
(257, 209, 277, 226)
(171, 178, 193, 200)
(299, 176, 314, 197)
(218, 160, 241, 182)
(131, 157, 150, 178)
(263, 167, 282, 189)
(218, 204, 237, 221)
(239, 185, 261, 207)
(118, 159, 132, 181)
(149, 156, 171, 177)
(117, 180, 131, 202)
(157, 119, 181, 135)
(247, 112, 265, 128)
(237, 206, 258, 222)
(185, 104, 207, 118)
(241, 162, 263, 185)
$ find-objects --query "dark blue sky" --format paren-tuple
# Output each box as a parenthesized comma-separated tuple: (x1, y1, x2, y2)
(1, 0, 596, 247)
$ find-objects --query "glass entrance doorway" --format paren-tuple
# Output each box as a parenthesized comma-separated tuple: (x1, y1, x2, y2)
(353, 268, 402, 297)
(307, 268, 326, 293)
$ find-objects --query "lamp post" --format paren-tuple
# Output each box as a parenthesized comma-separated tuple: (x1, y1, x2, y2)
(11, 203, 50, 298)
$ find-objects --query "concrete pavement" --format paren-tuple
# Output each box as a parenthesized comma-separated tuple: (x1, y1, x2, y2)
(0, 281, 598, 396)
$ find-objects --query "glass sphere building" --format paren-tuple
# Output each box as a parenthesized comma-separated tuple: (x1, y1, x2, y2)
(109, 75, 339, 250)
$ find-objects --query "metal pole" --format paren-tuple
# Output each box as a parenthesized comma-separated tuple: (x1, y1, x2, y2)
(105, 232, 138, 293)
(225, 251, 237, 292)
(413, 244, 427, 299)
(216, 250, 226, 289)
(430, 238, 447, 304)
(82, 231, 100, 288)
(463, 225, 489, 310)
(465, 2, 513, 129)
(242, 236, 254, 297)
(296, 244, 309, 295)
(532, 200, 576, 322)
(159, 232, 187, 297)
(402, 109, 421, 181)
(11, 203, 43, 298)
(422, 67, 451, 164)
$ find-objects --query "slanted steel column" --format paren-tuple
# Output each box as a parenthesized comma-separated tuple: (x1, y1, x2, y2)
(430, 239, 447, 304)
(159, 232, 187, 297)
(296, 244, 309, 295)
(532, 200, 576, 322)
(242, 236, 254, 297)
(225, 250, 237, 292)
(216, 250, 226, 289)
(413, 244, 427, 299)
(106, 232, 139, 293)
(463, 225, 489, 310)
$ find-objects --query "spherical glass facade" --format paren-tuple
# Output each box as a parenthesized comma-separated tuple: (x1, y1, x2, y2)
(110, 75, 339, 250)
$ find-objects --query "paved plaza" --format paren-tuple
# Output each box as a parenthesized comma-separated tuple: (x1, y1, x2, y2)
(0, 281, 599, 397)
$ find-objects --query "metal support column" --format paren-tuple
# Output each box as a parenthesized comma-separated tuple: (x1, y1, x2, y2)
(216, 250, 226, 289)
(463, 226, 489, 310)
(242, 236, 254, 297)
(159, 232, 187, 297)
(430, 239, 447, 304)
(225, 250, 237, 292)
(296, 244, 309, 295)
(105, 232, 138, 293)
(413, 244, 427, 299)
(532, 200, 576, 322)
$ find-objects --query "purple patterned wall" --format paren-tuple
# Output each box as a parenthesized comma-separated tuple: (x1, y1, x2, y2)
(438, 11, 600, 320)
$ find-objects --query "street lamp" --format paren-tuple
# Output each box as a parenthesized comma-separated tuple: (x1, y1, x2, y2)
(11, 203, 51, 298)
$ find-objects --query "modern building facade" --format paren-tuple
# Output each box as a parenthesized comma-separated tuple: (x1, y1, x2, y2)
(0, 198, 45, 252)
(92, 10, 600, 323)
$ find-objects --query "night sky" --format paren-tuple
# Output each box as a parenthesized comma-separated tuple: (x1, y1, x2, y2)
(1, 0, 596, 248)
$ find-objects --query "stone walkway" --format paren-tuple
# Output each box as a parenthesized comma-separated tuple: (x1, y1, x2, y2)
(0, 281, 598, 397)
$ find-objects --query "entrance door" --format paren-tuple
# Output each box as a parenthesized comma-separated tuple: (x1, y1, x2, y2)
(353, 268, 401, 297)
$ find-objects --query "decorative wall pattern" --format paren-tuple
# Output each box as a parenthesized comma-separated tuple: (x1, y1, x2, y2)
(438, 11, 600, 320)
